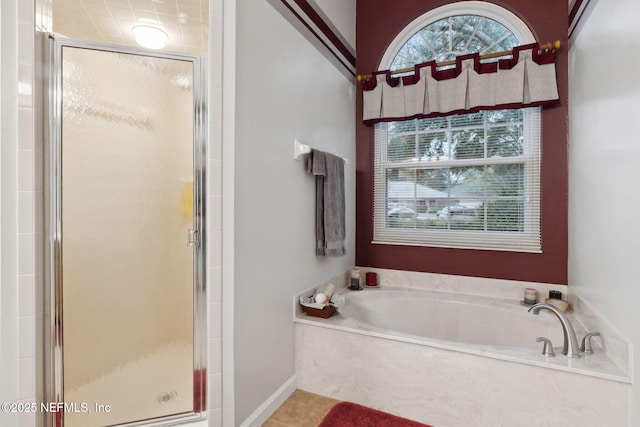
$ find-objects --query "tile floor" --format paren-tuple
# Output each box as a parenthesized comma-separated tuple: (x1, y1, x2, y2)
(263, 390, 340, 427)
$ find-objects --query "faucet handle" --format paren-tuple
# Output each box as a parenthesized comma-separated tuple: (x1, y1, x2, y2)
(536, 337, 555, 357)
(580, 332, 601, 354)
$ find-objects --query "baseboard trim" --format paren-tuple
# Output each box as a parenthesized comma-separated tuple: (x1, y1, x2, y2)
(239, 375, 297, 427)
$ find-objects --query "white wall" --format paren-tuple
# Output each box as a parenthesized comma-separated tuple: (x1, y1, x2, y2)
(311, 0, 356, 50)
(568, 0, 640, 424)
(233, 0, 355, 423)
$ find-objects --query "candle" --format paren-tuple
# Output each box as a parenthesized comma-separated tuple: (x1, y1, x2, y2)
(524, 288, 537, 304)
(366, 272, 378, 286)
(350, 269, 360, 290)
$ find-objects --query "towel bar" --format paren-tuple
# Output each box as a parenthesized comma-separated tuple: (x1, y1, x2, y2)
(293, 139, 347, 164)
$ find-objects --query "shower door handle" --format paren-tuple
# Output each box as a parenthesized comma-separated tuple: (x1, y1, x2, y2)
(187, 229, 200, 247)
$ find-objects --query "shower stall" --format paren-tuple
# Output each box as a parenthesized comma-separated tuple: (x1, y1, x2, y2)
(43, 35, 207, 427)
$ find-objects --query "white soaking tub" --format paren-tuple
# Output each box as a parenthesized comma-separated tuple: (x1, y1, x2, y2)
(294, 286, 630, 427)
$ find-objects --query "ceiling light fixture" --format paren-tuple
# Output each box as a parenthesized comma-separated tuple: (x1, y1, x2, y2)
(132, 25, 168, 50)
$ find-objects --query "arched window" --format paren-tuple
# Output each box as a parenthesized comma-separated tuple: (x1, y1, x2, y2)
(373, 4, 542, 252)
(390, 16, 519, 69)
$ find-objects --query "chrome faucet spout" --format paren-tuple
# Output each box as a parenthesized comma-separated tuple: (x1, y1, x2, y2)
(528, 302, 581, 358)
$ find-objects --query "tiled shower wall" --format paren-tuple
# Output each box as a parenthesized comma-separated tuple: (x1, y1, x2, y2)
(207, 0, 224, 425)
(13, 1, 224, 426)
(16, 0, 47, 425)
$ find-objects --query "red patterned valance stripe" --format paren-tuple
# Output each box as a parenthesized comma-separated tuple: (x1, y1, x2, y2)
(362, 43, 559, 125)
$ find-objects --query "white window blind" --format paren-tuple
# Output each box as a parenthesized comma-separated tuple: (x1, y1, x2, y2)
(373, 108, 542, 252)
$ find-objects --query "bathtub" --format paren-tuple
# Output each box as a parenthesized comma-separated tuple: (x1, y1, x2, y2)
(333, 288, 565, 352)
(294, 286, 630, 426)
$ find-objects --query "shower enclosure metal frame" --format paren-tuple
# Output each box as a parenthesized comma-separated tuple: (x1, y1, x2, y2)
(43, 34, 208, 427)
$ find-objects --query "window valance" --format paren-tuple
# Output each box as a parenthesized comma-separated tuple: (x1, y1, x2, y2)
(362, 43, 559, 125)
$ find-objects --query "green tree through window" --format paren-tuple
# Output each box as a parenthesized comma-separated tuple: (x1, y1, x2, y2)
(391, 16, 518, 69)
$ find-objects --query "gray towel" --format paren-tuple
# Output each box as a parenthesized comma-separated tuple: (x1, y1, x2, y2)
(307, 149, 346, 257)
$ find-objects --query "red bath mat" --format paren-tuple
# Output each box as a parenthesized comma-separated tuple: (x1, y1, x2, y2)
(318, 402, 432, 427)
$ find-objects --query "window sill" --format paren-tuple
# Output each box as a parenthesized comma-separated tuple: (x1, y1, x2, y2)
(371, 240, 543, 254)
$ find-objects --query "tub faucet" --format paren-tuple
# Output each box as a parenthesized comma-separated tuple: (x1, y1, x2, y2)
(528, 302, 581, 358)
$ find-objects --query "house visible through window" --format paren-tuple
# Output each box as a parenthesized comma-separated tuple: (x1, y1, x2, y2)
(373, 14, 542, 252)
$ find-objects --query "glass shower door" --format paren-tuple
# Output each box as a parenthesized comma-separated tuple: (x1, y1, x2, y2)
(47, 39, 206, 427)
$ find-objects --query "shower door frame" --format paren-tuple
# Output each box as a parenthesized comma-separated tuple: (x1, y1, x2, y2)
(43, 34, 208, 427)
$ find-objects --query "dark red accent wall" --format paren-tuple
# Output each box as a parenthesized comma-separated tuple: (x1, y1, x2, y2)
(355, 0, 568, 284)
